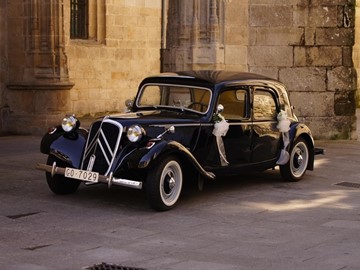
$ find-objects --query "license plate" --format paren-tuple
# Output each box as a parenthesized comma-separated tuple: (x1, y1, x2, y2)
(65, 167, 99, 183)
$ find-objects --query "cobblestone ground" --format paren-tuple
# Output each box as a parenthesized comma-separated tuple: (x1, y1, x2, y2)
(0, 113, 360, 270)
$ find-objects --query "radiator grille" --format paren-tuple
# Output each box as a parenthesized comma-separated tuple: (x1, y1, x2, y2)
(81, 118, 123, 175)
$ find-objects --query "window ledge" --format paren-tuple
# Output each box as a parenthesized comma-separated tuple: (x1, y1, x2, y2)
(70, 38, 105, 46)
(7, 81, 74, 91)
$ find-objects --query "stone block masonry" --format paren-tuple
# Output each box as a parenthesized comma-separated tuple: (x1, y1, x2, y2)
(0, 0, 358, 139)
(247, 0, 357, 139)
(1, 0, 162, 135)
(164, 0, 357, 139)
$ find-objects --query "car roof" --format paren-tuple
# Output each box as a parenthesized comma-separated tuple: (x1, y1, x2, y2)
(176, 70, 275, 84)
(141, 70, 284, 88)
(137, 70, 293, 117)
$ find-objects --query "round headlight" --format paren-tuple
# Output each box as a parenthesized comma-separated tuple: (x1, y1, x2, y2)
(61, 115, 78, 132)
(127, 125, 144, 142)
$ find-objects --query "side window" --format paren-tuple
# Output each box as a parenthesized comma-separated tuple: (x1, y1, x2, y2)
(218, 89, 248, 119)
(253, 90, 277, 120)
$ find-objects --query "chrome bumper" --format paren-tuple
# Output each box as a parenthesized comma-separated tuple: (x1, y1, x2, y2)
(36, 163, 143, 190)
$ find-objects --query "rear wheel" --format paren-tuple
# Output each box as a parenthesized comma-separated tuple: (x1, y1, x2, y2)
(280, 138, 309, 182)
(46, 155, 81, 194)
(146, 156, 183, 211)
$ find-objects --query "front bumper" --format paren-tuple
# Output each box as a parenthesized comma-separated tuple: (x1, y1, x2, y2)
(36, 162, 143, 190)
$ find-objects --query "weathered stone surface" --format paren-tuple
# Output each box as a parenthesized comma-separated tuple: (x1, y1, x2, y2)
(304, 27, 316, 46)
(340, 4, 356, 28)
(327, 67, 357, 91)
(250, 27, 304, 46)
(249, 5, 293, 27)
(225, 46, 247, 65)
(309, 0, 355, 5)
(334, 90, 356, 116)
(252, 0, 303, 4)
(293, 6, 308, 27)
(294, 46, 342, 67)
(343, 46, 353, 67)
(298, 115, 357, 140)
(289, 92, 334, 117)
(249, 67, 279, 80)
(308, 6, 338, 28)
(279, 67, 326, 92)
(248, 46, 293, 67)
(316, 28, 355, 46)
(0, 0, 358, 139)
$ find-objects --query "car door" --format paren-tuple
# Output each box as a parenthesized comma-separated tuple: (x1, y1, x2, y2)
(251, 87, 282, 163)
(217, 87, 252, 165)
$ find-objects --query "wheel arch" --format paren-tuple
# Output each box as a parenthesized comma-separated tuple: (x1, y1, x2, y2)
(137, 140, 215, 180)
(45, 130, 88, 168)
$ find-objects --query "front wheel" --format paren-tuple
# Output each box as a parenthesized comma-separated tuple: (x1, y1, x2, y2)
(280, 138, 309, 182)
(146, 156, 183, 211)
(46, 155, 81, 195)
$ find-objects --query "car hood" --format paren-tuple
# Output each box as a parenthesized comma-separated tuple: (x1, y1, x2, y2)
(105, 110, 205, 126)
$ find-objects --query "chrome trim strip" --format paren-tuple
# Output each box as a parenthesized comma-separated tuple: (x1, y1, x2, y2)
(150, 123, 206, 128)
(227, 122, 252, 126)
(97, 137, 111, 166)
(150, 121, 276, 128)
(81, 118, 123, 176)
(252, 121, 278, 125)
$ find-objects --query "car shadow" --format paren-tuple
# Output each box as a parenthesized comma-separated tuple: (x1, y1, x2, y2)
(44, 169, 303, 212)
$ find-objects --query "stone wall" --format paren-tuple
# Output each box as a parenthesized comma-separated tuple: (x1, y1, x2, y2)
(64, 0, 162, 117)
(164, 0, 357, 139)
(162, 0, 249, 72)
(0, 0, 358, 139)
(248, 0, 357, 139)
(0, 0, 162, 135)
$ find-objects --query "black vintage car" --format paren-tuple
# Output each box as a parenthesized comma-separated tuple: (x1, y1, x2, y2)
(37, 70, 318, 211)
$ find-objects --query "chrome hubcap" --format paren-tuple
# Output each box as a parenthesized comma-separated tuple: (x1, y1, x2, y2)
(167, 172, 176, 192)
(290, 142, 308, 178)
(160, 160, 183, 207)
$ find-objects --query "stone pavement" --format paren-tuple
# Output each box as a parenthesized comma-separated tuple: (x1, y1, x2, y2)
(1, 129, 360, 269)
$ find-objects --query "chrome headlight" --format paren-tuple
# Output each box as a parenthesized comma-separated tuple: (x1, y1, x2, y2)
(127, 125, 145, 142)
(61, 115, 78, 132)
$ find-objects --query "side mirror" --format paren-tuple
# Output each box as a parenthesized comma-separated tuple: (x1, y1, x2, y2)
(217, 104, 224, 113)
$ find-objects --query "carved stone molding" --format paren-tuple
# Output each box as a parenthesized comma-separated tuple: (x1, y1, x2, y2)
(7, 0, 73, 90)
(164, 0, 225, 71)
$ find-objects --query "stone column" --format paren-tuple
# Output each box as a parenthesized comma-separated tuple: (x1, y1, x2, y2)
(7, 0, 73, 90)
(163, 0, 227, 71)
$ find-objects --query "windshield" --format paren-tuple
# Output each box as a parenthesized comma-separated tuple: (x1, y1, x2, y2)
(137, 84, 212, 114)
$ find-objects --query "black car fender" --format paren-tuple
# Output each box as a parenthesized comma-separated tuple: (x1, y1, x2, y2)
(40, 126, 64, 154)
(128, 140, 215, 179)
(289, 123, 315, 170)
(41, 127, 88, 168)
